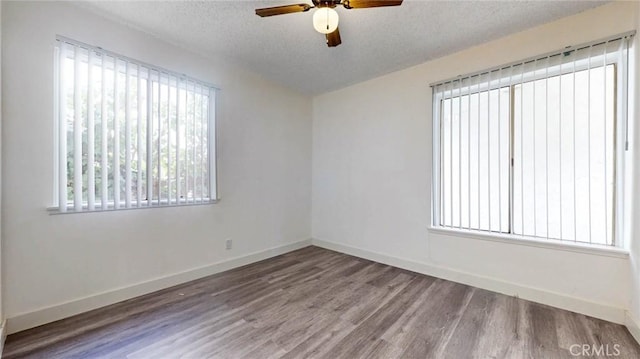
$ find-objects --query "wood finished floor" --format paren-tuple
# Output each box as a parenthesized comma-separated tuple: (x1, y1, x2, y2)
(4, 246, 640, 359)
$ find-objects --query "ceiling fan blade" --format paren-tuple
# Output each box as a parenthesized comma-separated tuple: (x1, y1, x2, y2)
(343, 0, 403, 9)
(326, 27, 342, 47)
(255, 4, 312, 17)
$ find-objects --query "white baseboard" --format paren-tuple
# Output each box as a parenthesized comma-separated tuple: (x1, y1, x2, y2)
(0, 320, 7, 357)
(311, 238, 626, 325)
(7, 239, 312, 335)
(6, 237, 629, 335)
(626, 312, 640, 346)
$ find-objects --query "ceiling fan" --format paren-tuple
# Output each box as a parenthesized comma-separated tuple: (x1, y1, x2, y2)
(255, 0, 403, 47)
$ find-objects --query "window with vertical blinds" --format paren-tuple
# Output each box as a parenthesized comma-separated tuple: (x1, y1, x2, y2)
(431, 32, 634, 247)
(54, 37, 218, 212)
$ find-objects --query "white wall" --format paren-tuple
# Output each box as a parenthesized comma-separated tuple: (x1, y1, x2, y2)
(312, 2, 637, 324)
(2, 1, 311, 331)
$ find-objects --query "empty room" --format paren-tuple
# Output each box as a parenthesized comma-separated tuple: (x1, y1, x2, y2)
(1, 0, 640, 358)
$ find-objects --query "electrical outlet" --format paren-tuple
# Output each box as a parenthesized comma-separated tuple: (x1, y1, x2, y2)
(225, 238, 232, 250)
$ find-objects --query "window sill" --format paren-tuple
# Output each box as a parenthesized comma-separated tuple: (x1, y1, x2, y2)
(427, 226, 629, 259)
(48, 198, 219, 215)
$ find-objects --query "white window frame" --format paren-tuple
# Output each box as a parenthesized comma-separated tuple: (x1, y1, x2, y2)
(430, 32, 635, 250)
(52, 36, 219, 213)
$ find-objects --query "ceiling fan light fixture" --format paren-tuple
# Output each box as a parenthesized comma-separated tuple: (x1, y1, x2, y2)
(255, 0, 403, 47)
(312, 7, 339, 34)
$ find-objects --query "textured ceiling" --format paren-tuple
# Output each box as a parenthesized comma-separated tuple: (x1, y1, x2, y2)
(80, 0, 607, 95)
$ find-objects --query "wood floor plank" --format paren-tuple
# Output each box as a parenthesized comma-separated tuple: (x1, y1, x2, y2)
(280, 319, 356, 359)
(321, 276, 437, 358)
(241, 340, 287, 359)
(579, 315, 640, 359)
(4, 246, 639, 359)
(340, 271, 413, 326)
(399, 280, 474, 358)
(527, 301, 567, 358)
(440, 288, 498, 358)
(466, 294, 525, 358)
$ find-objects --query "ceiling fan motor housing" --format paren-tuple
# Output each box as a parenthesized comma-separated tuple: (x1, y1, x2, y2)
(313, 0, 344, 9)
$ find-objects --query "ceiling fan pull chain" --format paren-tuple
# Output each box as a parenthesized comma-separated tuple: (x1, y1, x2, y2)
(326, 9, 330, 31)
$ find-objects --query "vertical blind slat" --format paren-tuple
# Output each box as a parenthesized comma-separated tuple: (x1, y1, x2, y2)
(195, 84, 200, 203)
(201, 87, 206, 201)
(544, 56, 549, 239)
(486, 71, 491, 231)
(572, 49, 578, 242)
(157, 73, 162, 205)
(113, 59, 121, 209)
(185, 82, 190, 203)
(195, 85, 201, 203)
(176, 81, 182, 203)
(451, 81, 462, 228)
(439, 84, 444, 225)
(191, 82, 197, 204)
(586, 46, 592, 244)
(433, 83, 441, 226)
(558, 53, 564, 240)
(603, 43, 608, 245)
(125, 62, 132, 208)
(440, 84, 445, 225)
(532, 59, 537, 236)
(58, 46, 68, 212)
(167, 76, 173, 205)
(209, 88, 217, 200)
(101, 55, 108, 210)
(87, 51, 96, 210)
(507, 63, 516, 232)
(519, 63, 525, 236)
(476, 76, 481, 229)
(448, 81, 453, 226)
(497, 68, 503, 232)
(146, 72, 153, 206)
(73, 47, 83, 212)
(438, 84, 444, 225)
(467, 81, 471, 229)
(137, 65, 143, 207)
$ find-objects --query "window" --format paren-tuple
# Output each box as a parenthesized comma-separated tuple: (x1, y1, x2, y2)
(54, 37, 217, 212)
(431, 33, 634, 247)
